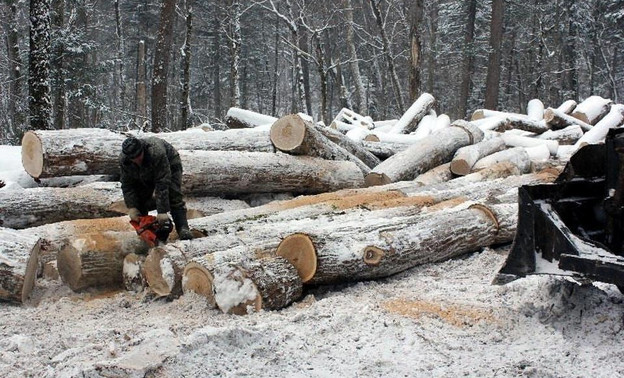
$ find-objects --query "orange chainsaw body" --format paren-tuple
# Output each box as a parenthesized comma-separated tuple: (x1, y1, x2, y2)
(130, 215, 172, 247)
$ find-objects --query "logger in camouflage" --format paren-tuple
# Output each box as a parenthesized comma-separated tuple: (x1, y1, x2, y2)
(119, 136, 194, 241)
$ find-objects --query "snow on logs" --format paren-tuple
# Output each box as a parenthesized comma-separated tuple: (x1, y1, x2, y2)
(544, 107, 593, 131)
(365, 121, 484, 186)
(574, 104, 624, 148)
(0, 228, 41, 303)
(314, 125, 381, 169)
(571, 96, 613, 125)
(224, 107, 278, 129)
(450, 137, 506, 176)
(388, 93, 436, 134)
(21, 128, 275, 179)
(270, 114, 371, 174)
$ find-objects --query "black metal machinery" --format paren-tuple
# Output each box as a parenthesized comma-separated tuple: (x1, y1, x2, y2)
(494, 128, 624, 292)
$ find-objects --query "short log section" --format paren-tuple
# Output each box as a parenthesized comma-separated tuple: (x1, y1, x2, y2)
(0, 228, 41, 303)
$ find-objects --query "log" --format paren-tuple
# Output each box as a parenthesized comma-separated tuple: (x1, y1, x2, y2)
(56, 231, 149, 291)
(450, 137, 506, 175)
(472, 147, 531, 172)
(180, 150, 365, 195)
(388, 93, 436, 134)
(431, 114, 451, 133)
(571, 96, 612, 125)
(536, 125, 583, 145)
(413, 163, 454, 186)
(452, 161, 530, 185)
(556, 100, 577, 114)
(333, 108, 374, 129)
(0, 182, 126, 229)
(527, 99, 545, 121)
(123, 253, 147, 292)
(574, 104, 624, 147)
(187, 255, 302, 314)
(224, 107, 277, 129)
(365, 131, 426, 144)
(0, 228, 41, 303)
(330, 120, 360, 133)
(411, 114, 436, 139)
(137, 128, 275, 153)
(278, 203, 517, 285)
(544, 107, 593, 131)
(361, 141, 408, 159)
(365, 122, 484, 186)
(316, 126, 381, 169)
(497, 116, 550, 134)
(500, 132, 559, 155)
(471, 109, 529, 121)
(270, 114, 371, 174)
(372, 119, 398, 130)
(472, 117, 507, 131)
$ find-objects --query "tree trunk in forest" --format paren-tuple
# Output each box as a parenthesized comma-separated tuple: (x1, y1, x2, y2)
(229, 0, 241, 108)
(151, 0, 176, 133)
(51, 0, 65, 130)
(29, 0, 53, 131)
(135, 41, 147, 127)
(180, 2, 193, 130)
(344, 0, 366, 114)
(212, 7, 222, 120)
(426, 1, 438, 97)
(562, 1, 578, 99)
(366, 122, 484, 186)
(114, 0, 125, 121)
(408, 0, 423, 103)
(458, 0, 476, 120)
(484, 0, 504, 110)
(0, 228, 40, 303)
(4, 0, 25, 143)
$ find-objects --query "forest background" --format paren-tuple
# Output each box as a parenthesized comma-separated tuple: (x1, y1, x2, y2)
(1, 0, 622, 144)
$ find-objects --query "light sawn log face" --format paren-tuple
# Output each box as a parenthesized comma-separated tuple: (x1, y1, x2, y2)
(0, 228, 41, 303)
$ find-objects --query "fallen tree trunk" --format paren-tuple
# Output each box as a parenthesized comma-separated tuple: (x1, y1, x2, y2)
(571, 96, 612, 125)
(333, 108, 374, 129)
(0, 228, 41, 303)
(365, 122, 484, 186)
(316, 126, 381, 169)
(471, 109, 528, 121)
(224, 107, 277, 129)
(365, 131, 425, 145)
(56, 231, 149, 291)
(138, 128, 275, 153)
(180, 150, 365, 195)
(388, 93, 436, 134)
(500, 132, 559, 155)
(544, 107, 593, 131)
(496, 116, 550, 134)
(270, 114, 371, 174)
(277, 203, 516, 285)
(450, 137, 506, 175)
(536, 125, 583, 145)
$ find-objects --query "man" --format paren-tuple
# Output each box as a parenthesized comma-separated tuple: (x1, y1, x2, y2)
(119, 135, 193, 240)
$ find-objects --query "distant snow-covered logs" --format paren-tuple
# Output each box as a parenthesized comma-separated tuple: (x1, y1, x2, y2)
(571, 96, 613, 125)
(279, 203, 517, 285)
(224, 107, 277, 129)
(544, 107, 593, 131)
(0, 228, 41, 303)
(180, 150, 365, 195)
(388, 93, 436, 134)
(537, 125, 584, 145)
(365, 122, 484, 186)
(270, 114, 371, 174)
(574, 104, 624, 148)
(56, 231, 149, 291)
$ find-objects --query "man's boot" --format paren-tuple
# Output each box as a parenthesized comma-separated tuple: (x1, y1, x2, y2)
(171, 209, 193, 240)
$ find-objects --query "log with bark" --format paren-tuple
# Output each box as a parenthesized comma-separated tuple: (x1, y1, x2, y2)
(571, 96, 612, 125)
(544, 107, 593, 131)
(138, 128, 275, 153)
(0, 228, 41, 303)
(500, 132, 559, 155)
(388, 93, 436, 134)
(180, 150, 365, 195)
(496, 116, 550, 134)
(270, 114, 371, 174)
(472, 117, 507, 132)
(450, 137, 506, 175)
(557, 100, 577, 114)
(316, 126, 381, 169)
(472, 145, 551, 172)
(56, 231, 149, 291)
(361, 140, 408, 159)
(365, 122, 484, 186)
(536, 125, 584, 145)
(413, 163, 454, 186)
(276, 203, 517, 285)
(574, 104, 624, 147)
(471, 109, 528, 121)
(123, 253, 147, 292)
(224, 107, 278, 129)
(364, 131, 425, 144)
(431, 114, 451, 133)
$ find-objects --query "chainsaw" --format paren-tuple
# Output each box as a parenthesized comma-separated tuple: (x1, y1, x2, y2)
(130, 215, 173, 247)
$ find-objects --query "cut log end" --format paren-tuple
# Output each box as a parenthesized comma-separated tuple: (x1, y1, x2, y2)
(363, 246, 384, 266)
(143, 247, 174, 297)
(182, 262, 216, 307)
(450, 159, 471, 176)
(364, 134, 381, 142)
(276, 233, 317, 283)
(123, 253, 146, 292)
(19, 242, 41, 303)
(270, 115, 307, 152)
(364, 172, 391, 187)
(57, 244, 85, 291)
(21, 131, 44, 179)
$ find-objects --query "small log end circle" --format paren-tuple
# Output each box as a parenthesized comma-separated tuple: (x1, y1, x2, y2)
(363, 246, 384, 266)
(143, 247, 171, 297)
(364, 172, 391, 187)
(270, 115, 306, 152)
(450, 159, 471, 176)
(57, 244, 83, 291)
(276, 233, 317, 283)
(364, 134, 381, 142)
(183, 262, 216, 307)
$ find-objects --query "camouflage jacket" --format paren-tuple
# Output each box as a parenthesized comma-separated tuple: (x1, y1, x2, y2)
(119, 137, 182, 213)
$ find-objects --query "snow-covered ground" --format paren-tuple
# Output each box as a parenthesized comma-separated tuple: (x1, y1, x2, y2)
(1, 145, 623, 377)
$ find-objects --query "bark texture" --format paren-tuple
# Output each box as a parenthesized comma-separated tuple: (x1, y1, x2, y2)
(0, 228, 41, 303)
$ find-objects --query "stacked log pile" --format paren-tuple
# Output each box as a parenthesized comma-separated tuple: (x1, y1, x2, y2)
(3, 93, 623, 313)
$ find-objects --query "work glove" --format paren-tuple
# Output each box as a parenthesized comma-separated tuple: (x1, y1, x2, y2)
(128, 208, 141, 222)
(156, 213, 170, 225)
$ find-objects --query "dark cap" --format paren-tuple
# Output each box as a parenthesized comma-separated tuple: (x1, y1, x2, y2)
(122, 136, 143, 159)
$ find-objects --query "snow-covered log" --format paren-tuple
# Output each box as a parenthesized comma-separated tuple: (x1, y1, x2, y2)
(365, 122, 484, 186)
(330, 120, 359, 133)
(345, 127, 371, 141)
(317, 127, 381, 169)
(527, 99, 545, 121)
(123, 253, 147, 292)
(472, 147, 532, 173)
(372, 119, 398, 130)
(575, 104, 624, 147)
(278, 203, 516, 285)
(450, 137, 506, 175)
(451, 162, 530, 185)
(388, 93, 436, 134)
(571, 96, 613, 125)
(224, 107, 277, 129)
(411, 114, 436, 139)
(0, 182, 125, 229)
(557, 100, 577, 114)
(56, 231, 149, 291)
(471, 109, 529, 121)
(472, 117, 507, 132)
(501, 132, 559, 155)
(413, 163, 454, 186)
(361, 141, 408, 159)
(138, 128, 275, 153)
(180, 150, 365, 195)
(431, 114, 451, 133)
(0, 228, 41, 303)
(496, 116, 550, 134)
(544, 107, 593, 131)
(333, 108, 374, 129)
(536, 125, 583, 145)
(270, 114, 371, 174)
(364, 131, 425, 145)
